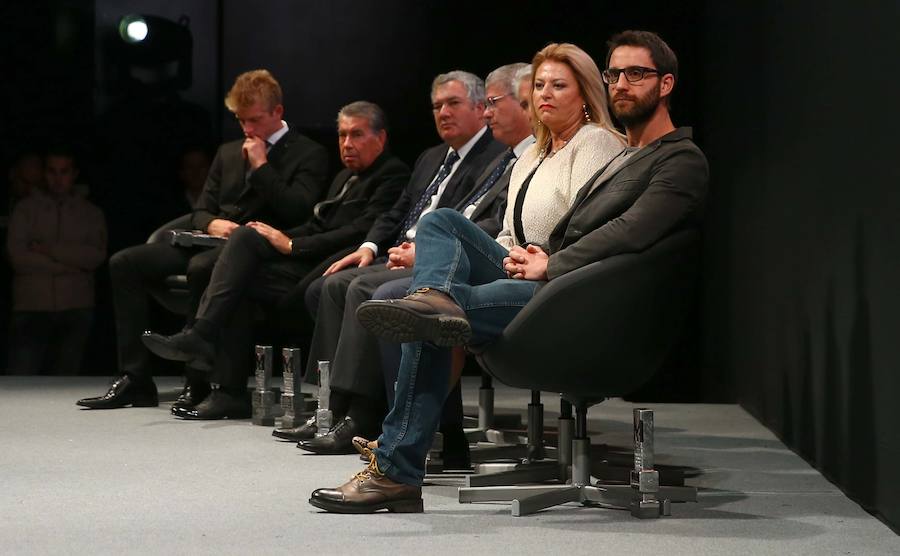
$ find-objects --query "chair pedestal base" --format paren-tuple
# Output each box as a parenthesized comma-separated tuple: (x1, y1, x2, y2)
(459, 482, 696, 517)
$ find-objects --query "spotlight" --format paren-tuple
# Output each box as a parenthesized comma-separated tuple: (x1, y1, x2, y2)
(119, 15, 148, 43)
(106, 14, 194, 91)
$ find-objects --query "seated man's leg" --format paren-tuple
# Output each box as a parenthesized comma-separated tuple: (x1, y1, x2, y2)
(305, 263, 387, 381)
(111, 242, 194, 379)
(191, 227, 279, 338)
(299, 266, 411, 454)
(77, 242, 193, 408)
(374, 209, 542, 485)
(374, 276, 469, 469)
(184, 243, 225, 328)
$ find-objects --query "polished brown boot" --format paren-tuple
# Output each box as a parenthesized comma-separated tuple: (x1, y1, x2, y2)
(356, 288, 471, 346)
(309, 458, 423, 514)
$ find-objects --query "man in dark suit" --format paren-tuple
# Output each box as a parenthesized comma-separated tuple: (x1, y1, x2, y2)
(292, 64, 535, 459)
(77, 69, 328, 410)
(282, 71, 506, 451)
(309, 30, 709, 513)
(138, 101, 410, 419)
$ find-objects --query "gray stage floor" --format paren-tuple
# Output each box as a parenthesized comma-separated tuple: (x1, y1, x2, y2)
(1, 376, 897, 555)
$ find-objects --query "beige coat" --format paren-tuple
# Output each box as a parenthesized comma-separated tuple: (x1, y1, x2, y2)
(7, 190, 107, 311)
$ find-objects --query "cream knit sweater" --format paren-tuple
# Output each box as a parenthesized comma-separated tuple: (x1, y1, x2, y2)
(496, 124, 625, 250)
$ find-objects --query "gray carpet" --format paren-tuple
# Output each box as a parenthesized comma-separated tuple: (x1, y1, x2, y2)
(1, 376, 897, 555)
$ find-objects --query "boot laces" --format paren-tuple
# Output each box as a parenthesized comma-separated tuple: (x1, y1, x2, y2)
(353, 457, 383, 483)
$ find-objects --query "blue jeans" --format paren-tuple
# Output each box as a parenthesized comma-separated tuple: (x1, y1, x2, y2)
(373, 208, 542, 485)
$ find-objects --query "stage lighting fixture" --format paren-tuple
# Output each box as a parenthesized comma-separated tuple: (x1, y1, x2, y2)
(119, 15, 149, 43)
(106, 14, 194, 90)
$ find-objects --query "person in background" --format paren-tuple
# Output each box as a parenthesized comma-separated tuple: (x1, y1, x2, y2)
(7, 147, 107, 375)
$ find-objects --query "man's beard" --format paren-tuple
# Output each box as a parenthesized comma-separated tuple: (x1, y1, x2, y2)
(610, 85, 660, 127)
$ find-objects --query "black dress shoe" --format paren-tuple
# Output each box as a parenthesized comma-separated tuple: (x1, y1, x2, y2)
(171, 380, 212, 412)
(272, 415, 317, 441)
(171, 389, 250, 420)
(297, 416, 373, 455)
(356, 288, 471, 346)
(76, 374, 158, 409)
(141, 329, 214, 370)
(309, 458, 423, 514)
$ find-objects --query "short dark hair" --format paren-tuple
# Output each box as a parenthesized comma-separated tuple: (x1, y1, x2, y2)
(606, 30, 678, 82)
(337, 101, 388, 134)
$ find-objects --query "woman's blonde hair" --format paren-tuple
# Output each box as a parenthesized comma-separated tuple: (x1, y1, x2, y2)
(529, 43, 623, 149)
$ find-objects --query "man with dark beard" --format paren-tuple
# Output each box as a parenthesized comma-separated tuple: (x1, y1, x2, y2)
(307, 29, 709, 514)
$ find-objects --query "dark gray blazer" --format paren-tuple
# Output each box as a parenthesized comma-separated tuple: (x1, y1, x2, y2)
(546, 127, 709, 279)
(192, 128, 329, 232)
(364, 129, 505, 251)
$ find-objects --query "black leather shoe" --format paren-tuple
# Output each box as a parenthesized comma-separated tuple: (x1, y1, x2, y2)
(297, 416, 373, 455)
(356, 288, 471, 346)
(171, 380, 212, 412)
(141, 329, 214, 370)
(272, 415, 317, 441)
(76, 374, 158, 409)
(309, 458, 423, 514)
(171, 389, 250, 420)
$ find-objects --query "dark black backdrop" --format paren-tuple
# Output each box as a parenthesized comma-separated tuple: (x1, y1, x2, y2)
(0, 0, 897, 533)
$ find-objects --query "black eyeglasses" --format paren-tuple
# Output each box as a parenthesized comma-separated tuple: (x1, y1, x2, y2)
(485, 94, 509, 108)
(601, 66, 660, 84)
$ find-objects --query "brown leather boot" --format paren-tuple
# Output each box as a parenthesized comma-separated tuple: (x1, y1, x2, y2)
(352, 436, 378, 462)
(309, 458, 423, 514)
(356, 288, 471, 346)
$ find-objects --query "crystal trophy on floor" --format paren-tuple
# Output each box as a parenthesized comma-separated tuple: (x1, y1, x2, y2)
(252, 345, 276, 426)
(630, 408, 667, 518)
(280, 347, 303, 428)
(315, 360, 332, 436)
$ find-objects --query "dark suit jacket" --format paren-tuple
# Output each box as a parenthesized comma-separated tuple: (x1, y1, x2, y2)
(546, 127, 709, 280)
(285, 152, 410, 259)
(192, 128, 329, 232)
(364, 128, 505, 251)
(465, 148, 516, 238)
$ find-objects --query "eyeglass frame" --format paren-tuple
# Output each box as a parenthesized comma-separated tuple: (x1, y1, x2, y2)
(485, 93, 510, 108)
(601, 66, 661, 85)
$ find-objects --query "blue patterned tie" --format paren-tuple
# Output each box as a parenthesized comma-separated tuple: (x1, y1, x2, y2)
(395, 150, 460, 244)
(460, 149, 515, 209)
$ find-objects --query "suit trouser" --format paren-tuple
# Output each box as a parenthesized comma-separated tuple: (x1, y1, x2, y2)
(109, 242, 222, 379)
(305, 263, 413, 404)
(192, 226, 324, 389)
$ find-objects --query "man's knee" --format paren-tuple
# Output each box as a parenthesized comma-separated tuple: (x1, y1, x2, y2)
(322, 271, 354, 303)
(372, 279, 411, 301)
(227, 225, 266, 250)
(420, 207, 464, 231)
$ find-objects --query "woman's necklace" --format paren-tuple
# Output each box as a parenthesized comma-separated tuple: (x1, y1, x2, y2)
(540, 125, 582, 160)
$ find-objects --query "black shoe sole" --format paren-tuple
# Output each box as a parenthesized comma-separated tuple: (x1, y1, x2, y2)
(176, 411, 250, 420)
(356, 302, 471, 347)
(76, 398, 159, 409)
(308, 496, 423, 514)
(272, 431, 315, 442)
(296, 441, 356, 455)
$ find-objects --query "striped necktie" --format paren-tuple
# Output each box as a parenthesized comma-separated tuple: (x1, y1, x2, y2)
(395, 150, 460, 244)
(461, 149, 515, 209)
